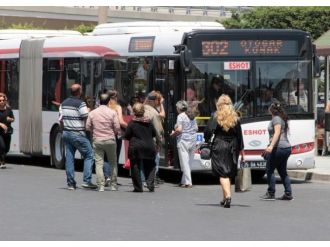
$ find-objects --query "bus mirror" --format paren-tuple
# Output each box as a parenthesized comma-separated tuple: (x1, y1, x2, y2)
(180, 48, 192, 72)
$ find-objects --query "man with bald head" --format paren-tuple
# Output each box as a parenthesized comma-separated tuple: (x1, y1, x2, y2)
(59, 83, 97, 190)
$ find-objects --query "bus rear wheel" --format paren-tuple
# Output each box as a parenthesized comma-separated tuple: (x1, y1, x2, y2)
(50, 125, 65, 169)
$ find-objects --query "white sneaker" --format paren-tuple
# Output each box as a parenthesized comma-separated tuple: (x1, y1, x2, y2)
(98, 185, 105, 192)
(110, 185, 118, 191)
(0, 164, 6, 169)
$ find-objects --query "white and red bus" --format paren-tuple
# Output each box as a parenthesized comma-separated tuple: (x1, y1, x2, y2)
(0, 25, 319, 180)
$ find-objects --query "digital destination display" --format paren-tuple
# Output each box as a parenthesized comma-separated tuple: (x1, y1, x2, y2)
(200, 39, 298, 56)
(129, 36, 155, 52)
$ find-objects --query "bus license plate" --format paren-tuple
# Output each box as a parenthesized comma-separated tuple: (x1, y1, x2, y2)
(245, 161, 266, 168)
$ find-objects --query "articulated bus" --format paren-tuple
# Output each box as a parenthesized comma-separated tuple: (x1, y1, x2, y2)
(0, 28, 319, 180)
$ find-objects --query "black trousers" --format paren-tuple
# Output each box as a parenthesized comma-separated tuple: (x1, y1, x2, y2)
(130, 158, 156, 192)
(0, 134, 11, 160)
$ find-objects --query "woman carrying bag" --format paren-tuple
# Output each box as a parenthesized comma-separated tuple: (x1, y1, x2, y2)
(170, 100, 198, 188)
(124, 103, 157, 192)
(260, 99, 293, 201)
(204, 94, 245, 208)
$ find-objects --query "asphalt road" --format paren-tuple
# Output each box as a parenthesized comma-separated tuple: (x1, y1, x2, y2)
(1, 160, 330, 240)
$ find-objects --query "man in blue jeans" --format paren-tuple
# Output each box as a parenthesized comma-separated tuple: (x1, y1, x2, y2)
(59, 83, 97, 190)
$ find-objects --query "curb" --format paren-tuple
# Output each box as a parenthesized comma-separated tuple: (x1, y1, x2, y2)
(288, 170, 330, 183)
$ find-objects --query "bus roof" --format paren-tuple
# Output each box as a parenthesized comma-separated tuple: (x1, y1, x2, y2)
(0, 29, 313, 60)
(0, 29, 82, 40)
(0, 31, 186, 59)
(91, 21, 224, 35)
(184, 28, 310, 37)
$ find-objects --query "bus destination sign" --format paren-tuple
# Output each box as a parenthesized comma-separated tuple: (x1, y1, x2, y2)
(129, 36, 155, 52)
(201, 40, 298, 57)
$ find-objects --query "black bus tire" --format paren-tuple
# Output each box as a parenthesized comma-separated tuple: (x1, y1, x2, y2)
(50, 125, 65, 169)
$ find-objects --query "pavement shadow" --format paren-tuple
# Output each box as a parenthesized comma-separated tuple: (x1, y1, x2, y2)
(195, 203, 251, 208)
(159, 169, 219, 185)
(7, 156, 51, 168)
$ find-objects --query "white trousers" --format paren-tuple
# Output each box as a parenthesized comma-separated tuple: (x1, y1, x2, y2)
(177, 140, 195, 185)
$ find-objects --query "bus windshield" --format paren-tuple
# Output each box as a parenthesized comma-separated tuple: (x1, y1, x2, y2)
(256, 60, 310, 115)
(186, 60, 311, 122)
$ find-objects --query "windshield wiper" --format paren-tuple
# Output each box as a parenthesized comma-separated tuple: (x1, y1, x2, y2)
(234, 89, 252, 112)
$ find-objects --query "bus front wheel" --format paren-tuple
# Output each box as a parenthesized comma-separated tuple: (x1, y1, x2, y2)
(50, 125, 65, 169)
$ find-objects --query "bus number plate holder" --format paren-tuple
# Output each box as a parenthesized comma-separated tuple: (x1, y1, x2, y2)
(244, 161, 266, 169)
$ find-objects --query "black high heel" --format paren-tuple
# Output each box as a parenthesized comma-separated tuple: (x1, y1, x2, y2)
(223, 197, 231, 208)
(220, 199, 225, 206)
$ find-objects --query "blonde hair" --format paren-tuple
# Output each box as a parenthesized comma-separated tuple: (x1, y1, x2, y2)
(216, 94, 239, 131)
(133, 102, 145, 117)
(154, 90, 163, 102)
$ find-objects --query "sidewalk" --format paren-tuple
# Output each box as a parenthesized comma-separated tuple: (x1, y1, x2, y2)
(288, 156, 330, 183)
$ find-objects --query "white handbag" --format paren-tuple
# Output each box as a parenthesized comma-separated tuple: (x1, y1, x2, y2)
(235, 162, 252, 192)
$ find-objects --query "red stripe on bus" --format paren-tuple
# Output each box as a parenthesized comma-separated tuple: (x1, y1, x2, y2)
(43, 46, 119, 56)
(0, 46, 119, 56)
(0, 48, 19, 54)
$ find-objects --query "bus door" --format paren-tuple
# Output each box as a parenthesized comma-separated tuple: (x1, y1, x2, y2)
(153, 57, 180, 168)
(81, 59, 103, 108)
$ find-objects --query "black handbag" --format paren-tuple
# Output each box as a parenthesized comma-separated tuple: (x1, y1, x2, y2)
(199, 118, 217, 160)
(200, 143, 212, 160)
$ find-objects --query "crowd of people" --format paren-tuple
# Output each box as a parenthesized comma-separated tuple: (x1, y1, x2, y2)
(1, 83, 296, 208)
(59, 84, 166, 192)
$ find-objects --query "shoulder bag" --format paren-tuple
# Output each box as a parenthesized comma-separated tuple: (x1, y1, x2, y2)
(199, 119, 217, 160)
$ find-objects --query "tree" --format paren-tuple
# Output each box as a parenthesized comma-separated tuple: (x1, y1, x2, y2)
(72, 24, 96, 34)
(222, 7, 330, 40)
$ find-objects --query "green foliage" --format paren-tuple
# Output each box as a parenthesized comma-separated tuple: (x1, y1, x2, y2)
(7, 23, 44, 30)
(218, 11, 242, 29)
(222, 7, 330, 40)
(72, 24, 96, 34)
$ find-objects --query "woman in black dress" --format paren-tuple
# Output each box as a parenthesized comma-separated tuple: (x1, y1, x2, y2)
(124, 102, 157, 192)
(0, 93, 15, 169)
(204, 94, 245, 208)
